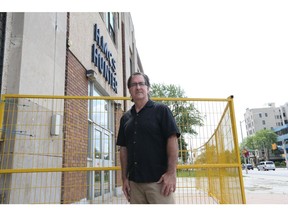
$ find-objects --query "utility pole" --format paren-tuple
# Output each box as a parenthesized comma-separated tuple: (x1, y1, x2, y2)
(239, 120, 245, 143)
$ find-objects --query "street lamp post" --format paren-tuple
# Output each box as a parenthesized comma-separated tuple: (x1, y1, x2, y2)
(239, 120, 245, 143)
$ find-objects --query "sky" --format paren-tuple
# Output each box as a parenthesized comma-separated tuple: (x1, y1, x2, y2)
(4, 0, 288, 140)
(129, 1, 288, 140)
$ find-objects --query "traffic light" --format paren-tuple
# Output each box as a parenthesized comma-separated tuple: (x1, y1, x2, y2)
(271, 143, 277, 150)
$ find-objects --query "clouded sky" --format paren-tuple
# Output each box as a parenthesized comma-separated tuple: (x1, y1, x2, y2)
(130, 1, 288, 139)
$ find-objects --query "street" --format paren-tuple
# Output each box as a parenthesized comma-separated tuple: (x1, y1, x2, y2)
(242, 168, 288, 204)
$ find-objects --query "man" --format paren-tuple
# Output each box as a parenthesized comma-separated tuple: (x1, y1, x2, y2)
(116, 72, 180, 204)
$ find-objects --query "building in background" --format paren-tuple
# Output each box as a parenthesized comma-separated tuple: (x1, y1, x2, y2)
(0, 12, 143, 203)
(273, 124, 288, 164)
(243, 103, 288, 164)
(244, 103, 287, 136)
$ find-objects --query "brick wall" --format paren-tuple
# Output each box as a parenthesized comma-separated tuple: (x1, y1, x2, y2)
(62, 49, 88, 203)
(114, 104, 124, 187)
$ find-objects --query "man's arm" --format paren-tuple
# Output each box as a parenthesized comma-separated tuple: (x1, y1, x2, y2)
(157, 134, 179, 196)
(166, 134, 179, 174)
(119, 146, 130, 201)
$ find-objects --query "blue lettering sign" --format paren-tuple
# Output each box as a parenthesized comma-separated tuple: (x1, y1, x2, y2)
(92, 24, 118, 93)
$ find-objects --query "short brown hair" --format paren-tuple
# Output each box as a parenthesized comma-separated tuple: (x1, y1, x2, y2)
(127, 72, 151, 88)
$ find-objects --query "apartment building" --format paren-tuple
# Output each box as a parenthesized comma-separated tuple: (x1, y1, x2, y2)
(244, 103, 287, 136)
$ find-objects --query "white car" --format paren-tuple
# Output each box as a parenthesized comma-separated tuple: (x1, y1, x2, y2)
(257, 161, 276, 171)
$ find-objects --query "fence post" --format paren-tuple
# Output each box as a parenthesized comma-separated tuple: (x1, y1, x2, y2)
(227, 95, 246, 204)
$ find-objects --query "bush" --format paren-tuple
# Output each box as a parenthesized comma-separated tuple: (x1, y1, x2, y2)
(275, 161, 287, 167)
(274, 161, 281, 167)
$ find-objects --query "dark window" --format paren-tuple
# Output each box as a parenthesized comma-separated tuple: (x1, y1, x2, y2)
(106, 12, 115, 43)
(130, 58, 132, 75)
(0, 12, 6, 94)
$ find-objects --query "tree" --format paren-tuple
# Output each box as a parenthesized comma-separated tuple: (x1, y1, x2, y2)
(240, 129, 277, 161)
(150, 83, 204, 163)
(254, 129, 277, 148)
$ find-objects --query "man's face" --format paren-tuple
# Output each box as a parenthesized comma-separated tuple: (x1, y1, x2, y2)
(128, 75, 149, 102)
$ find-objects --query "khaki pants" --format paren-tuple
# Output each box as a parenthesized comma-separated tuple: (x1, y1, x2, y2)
(130, 181, 175, 204)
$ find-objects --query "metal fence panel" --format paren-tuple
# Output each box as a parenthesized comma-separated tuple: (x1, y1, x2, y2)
(0, 95, 245, 204)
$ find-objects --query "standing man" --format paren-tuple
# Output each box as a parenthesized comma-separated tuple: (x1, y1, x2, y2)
(116, 72, 180, 204)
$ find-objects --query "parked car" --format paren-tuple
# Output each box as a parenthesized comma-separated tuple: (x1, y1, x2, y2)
(242, 163, 254, 170)
(257, 161, 276, 171)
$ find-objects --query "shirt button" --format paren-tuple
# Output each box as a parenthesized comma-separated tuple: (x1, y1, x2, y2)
(134, 162, 138, 165)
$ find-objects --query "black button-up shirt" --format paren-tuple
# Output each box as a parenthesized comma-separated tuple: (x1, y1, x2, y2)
(116, 100, 180, 183)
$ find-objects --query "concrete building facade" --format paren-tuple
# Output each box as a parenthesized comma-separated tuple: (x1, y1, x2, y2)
(244, 103, 287, 136)
(0, 12, 143, 203)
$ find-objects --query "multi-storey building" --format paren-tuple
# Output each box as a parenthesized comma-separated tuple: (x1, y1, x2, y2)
(0, 12, 143, 204)
(244, 103, 287, 136)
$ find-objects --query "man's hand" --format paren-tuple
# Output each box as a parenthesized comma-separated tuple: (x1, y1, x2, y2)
(157, 171, 176, 196)
(157, 134, 178, 196)
(122, 179, 131, 202)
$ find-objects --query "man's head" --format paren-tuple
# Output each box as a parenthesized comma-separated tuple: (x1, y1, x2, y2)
(127, 72, 150, 88)
(127, 72, 150, 102)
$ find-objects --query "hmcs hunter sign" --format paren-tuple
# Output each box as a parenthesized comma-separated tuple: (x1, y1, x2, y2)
(91, 24, 118, 93)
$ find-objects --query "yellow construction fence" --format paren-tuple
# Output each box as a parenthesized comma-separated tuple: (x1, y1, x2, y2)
(0, 94, 245, 204)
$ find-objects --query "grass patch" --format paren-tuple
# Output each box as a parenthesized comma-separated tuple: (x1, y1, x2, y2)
(177, 169, 197, 177)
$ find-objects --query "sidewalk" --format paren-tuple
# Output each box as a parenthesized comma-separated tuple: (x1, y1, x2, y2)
(243, 168, 288, 204)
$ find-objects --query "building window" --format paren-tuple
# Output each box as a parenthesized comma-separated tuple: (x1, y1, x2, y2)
(0, 12, 6, 94)
(259, 113, 262, 118)
(265, 113, 268, 117)
(130, 58, 132, 75)
(105, 12, 115, 43)
(262, 120, 266, 125)
(87, 82, 114, 200)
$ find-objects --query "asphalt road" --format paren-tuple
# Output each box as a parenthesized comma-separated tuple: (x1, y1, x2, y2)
(242, 167, 288, 204)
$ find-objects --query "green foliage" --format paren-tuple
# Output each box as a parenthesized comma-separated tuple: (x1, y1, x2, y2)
(151, 83, 204, 135)
(150, 83, 204, 163)
(241, 129, 277, 151)
(280, 161, 287, 167)
(151, 83, 184, 98)
(274, 161, 287, 167)
(177, 169, 196, 177)
(274, 161, 281, 167)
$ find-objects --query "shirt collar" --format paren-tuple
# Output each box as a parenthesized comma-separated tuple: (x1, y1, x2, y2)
(131, 100, 154, 114)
